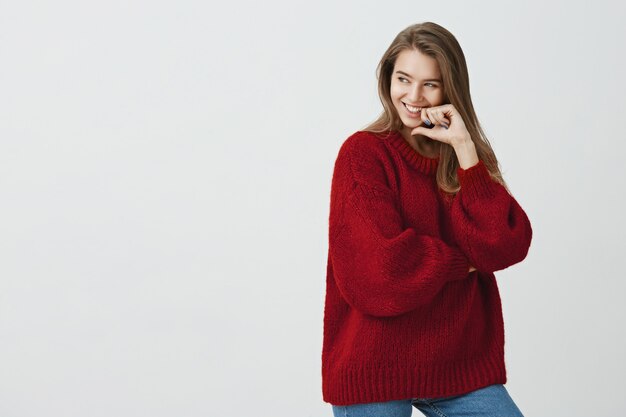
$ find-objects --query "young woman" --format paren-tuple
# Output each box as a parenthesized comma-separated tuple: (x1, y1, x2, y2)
(321, 22, 533, 417)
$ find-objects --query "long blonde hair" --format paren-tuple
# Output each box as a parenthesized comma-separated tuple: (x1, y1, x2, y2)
(362, 21, 510, 195)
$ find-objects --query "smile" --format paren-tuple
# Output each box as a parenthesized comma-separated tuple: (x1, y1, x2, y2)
(403, 103, 423, 114)
(403, 102, 424, 114)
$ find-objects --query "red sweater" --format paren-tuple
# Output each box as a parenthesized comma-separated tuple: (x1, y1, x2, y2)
(321, 130, 533, 405)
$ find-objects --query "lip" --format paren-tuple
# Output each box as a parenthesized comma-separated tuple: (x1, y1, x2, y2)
(403, 102, 427, 109)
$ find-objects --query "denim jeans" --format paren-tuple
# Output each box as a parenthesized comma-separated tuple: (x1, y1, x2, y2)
(331, 384, 524, 417)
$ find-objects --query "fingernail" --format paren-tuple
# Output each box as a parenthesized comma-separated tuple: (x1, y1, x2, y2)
(425, 119, 431, 126)
(441, 123, 448, 129)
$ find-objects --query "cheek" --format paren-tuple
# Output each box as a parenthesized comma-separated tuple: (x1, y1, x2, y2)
(390, 84, 404, 102)
(429, 89, 444, 103)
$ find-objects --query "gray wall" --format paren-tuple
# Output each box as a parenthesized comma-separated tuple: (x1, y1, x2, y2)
(0, 0, 624, 416)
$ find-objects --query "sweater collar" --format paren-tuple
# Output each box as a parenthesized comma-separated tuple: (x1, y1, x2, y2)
(385, 130, 439, 176)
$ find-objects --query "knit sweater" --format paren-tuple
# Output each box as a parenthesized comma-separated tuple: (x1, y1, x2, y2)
(321, 129, 533, 406)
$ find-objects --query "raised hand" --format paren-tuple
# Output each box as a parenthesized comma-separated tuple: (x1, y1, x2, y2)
(410, 103, 471, 147)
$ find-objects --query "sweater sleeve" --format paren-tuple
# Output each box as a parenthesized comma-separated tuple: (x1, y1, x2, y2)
(328, 138, 471, 318)
(450, 159, 533, 273)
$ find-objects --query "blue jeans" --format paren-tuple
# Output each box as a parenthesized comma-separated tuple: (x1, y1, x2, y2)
(331, 384, 524, 417)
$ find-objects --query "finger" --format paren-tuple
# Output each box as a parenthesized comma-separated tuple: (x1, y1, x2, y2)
(420, 108, 432, 127)
(434, 108, 450, 126)
(425, 108, 449, 130)
(426, 108, 441, 125)
(427, 108, 448, 128)
(439, 103, 457, 121)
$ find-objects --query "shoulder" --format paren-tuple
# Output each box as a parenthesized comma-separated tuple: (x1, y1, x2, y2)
(335, 130, 394, 167)
(339, 130, 391, 153)
(333, 130, 396, 188)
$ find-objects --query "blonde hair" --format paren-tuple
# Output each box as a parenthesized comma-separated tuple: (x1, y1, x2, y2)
(362, 21, 510, 195)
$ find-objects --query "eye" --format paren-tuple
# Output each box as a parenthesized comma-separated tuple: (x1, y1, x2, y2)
(426, 83, 438, 88)
(398, 77, 409, 83)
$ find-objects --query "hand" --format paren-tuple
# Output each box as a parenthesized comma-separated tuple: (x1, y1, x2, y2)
(468, 265, 477, 273)
(410, 104, 471, 147)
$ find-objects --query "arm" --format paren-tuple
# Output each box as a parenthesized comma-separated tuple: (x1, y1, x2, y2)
(329, 137, 471, 318)
(412, 109, 533, 273)
(450, 156, 533, 274)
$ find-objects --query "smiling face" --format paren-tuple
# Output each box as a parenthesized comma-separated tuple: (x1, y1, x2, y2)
(390, 48, 445, 142)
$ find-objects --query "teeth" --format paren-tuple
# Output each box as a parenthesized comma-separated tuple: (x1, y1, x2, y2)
(404, 103, 422, 113)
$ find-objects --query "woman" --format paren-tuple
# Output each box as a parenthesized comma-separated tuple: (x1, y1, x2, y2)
(321, 22, 533, 417)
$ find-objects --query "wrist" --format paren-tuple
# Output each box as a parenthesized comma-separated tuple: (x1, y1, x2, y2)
(453, 138, 479, 170)
(451, 134, 473, 149)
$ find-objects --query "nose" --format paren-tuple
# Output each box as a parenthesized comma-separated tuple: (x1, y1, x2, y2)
(407, 84, 424, 102)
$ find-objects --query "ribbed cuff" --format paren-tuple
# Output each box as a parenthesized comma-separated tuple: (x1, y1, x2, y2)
(456, 160, 499, 202)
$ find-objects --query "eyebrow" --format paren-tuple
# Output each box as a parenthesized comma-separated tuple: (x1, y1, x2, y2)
(395, 71, 442, 83)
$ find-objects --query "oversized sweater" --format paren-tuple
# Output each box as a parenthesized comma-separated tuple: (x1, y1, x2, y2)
(321, 129, 533, 406)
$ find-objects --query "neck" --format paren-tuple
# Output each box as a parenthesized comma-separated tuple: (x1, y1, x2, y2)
(401, 128, 441, 158)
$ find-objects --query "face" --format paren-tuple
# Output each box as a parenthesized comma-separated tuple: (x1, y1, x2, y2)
(390, 48, 445, 136)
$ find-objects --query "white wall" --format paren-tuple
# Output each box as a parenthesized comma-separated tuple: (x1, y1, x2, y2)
(0, 0, 624, 416)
